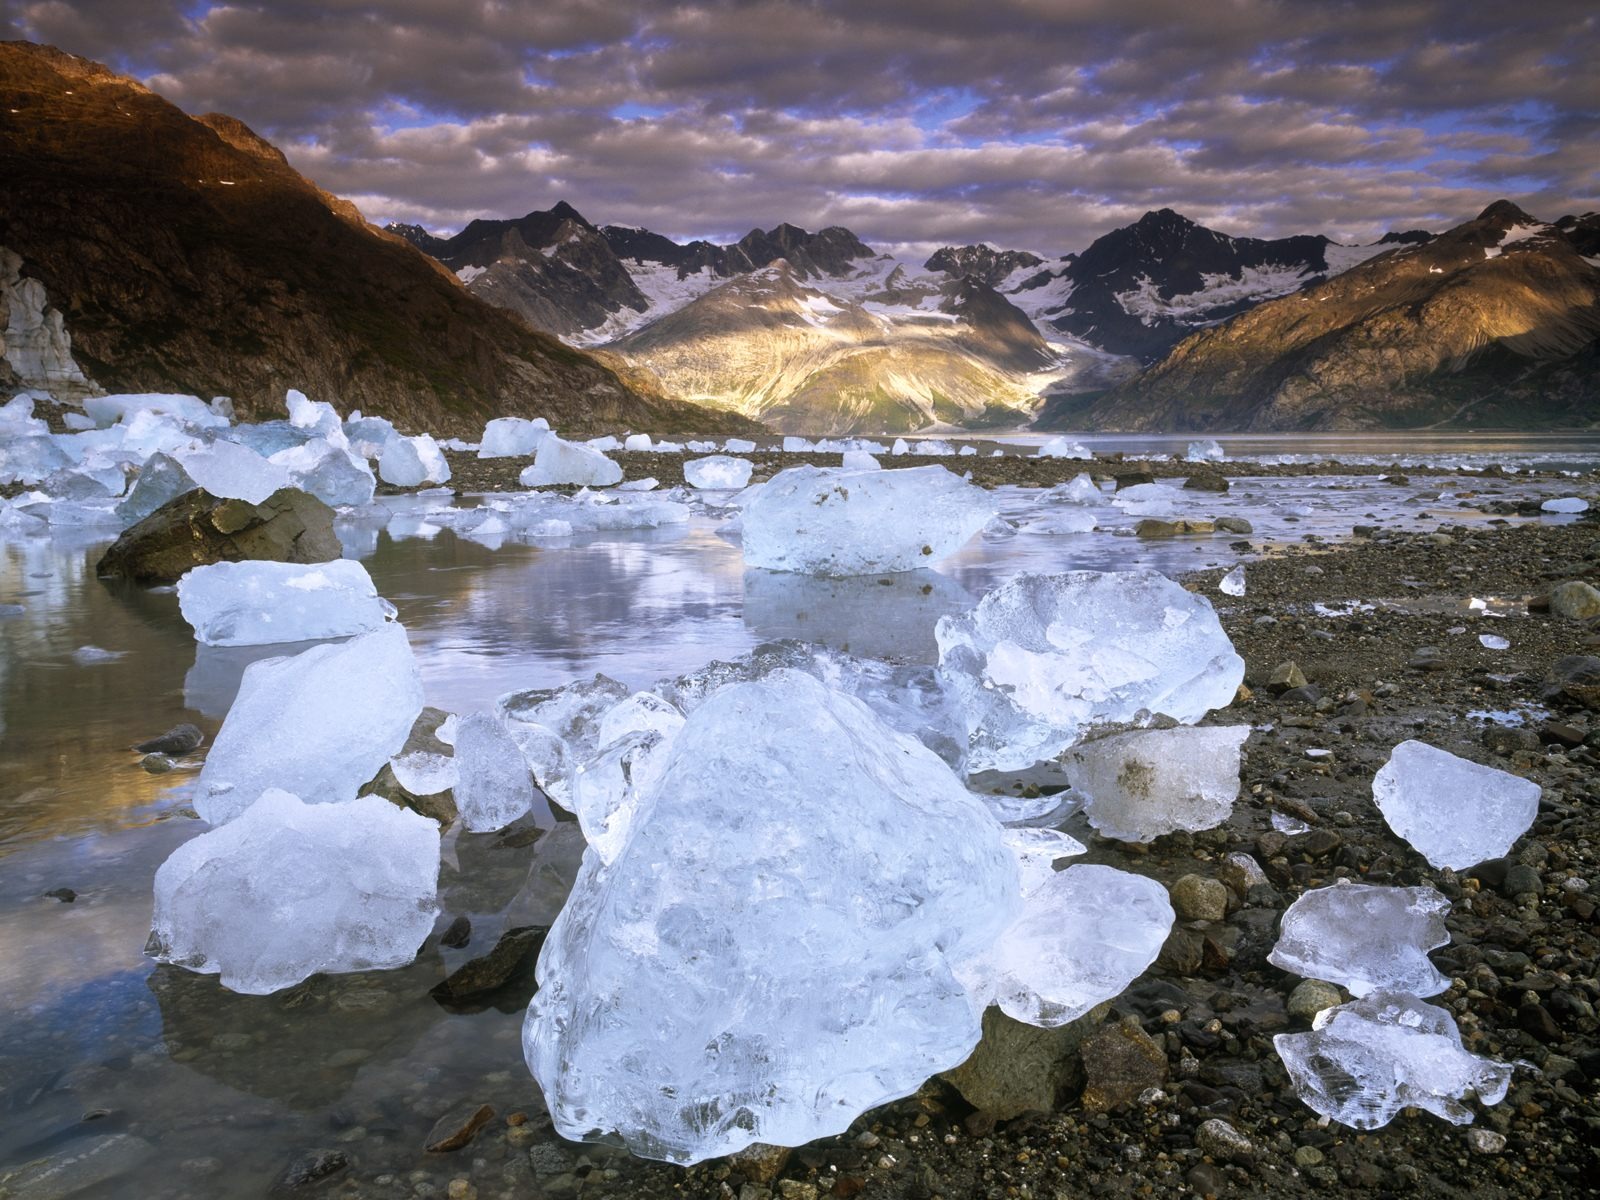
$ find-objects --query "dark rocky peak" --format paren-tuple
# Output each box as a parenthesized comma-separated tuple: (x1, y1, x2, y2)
(938, 277, 1051, 364)
(1477, 199, 1542, 230)
(1555, 213, 1600, 257)
(924, 244, 1045, 288)
(736, 223, 874, 278)
(437, 201, 599, 264)
(601, 225, 754, 277)
(1378, 229, 1435, 246)
(386, 223, 449, 257)
(197, 113, 288, 167)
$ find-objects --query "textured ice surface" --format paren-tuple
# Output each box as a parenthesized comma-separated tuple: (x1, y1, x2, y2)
(269, 439, 377, 507)
(936, 571, 1245, 773)
(575, 693, 687, 860)
(379, 435, 451, 486)
(84, 392, 226, 430)
(1111, 482, 1187, 515)
(1274, 992, 1515, 1129)
(0, 434, 72, 485)
(343, 414, 399, 459)
(518, 436, 623, 487)
(1036, 437, 1090, 458)
(479, 416, 550, 458)
(1269, 883, 1451, 998)
(683, 455, 754, 490)
(1000, 827, 1087, 895)
(389, 710, 457, 796)
(741, 465, 994, 577)
(284, 389, 344, 440)
(195, 624, 425, 825)
(174, 441, 290, 504)
(452, 711, 540, 832)
(148, 789, 440, 995)
(1372, 740, 1540, 869)
(1480, 633, 1510, 650)
(1043, 473, 1103, 505)
(177, 559, 393, 646)
(840, 450, 881, 471)
(1219, 566, 1246, 596)
(496, 674, 632, 807)
(962, 864, 1173, 1027)
(1540, 496, 1588, 513)
(523, 670, 1019, 1164)
(1186, 439, 1225, 462)
(1063, 725, 1248, 842)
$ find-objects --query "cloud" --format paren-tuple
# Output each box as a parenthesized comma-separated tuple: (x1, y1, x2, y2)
(8, 0, 1596, 251)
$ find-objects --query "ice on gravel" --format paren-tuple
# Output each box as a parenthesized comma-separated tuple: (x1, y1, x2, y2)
(1371, 740, 1539, 869)
(1540, 496, 1588, 513)
(174, 441, 290, 505)
(479, 417, 551, 458)
(1219, 565, 1246, 596)
(148, 789, 440, 995)
(1062, 725, 1249, 842)
(378, 434, 451, 487)
(740, 465, 994, 576)
(523, 670, 1019, 1164)
(1274, 992, 1516, 1129)
(1035, 437, 1090, 459)
(1268, 883, 1451, 998)
(1043, 473, 1102, 505)
(936, 570, 1245, 772)
(683, 455, 754, 490)
(195, 624, 425, 825)
(452, 711, 542, 832)
(177, 559, 394, 646)
(518, 436, 624, 488)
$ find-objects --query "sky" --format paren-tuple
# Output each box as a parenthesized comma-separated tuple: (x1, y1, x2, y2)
(4, 1, 1596, 255)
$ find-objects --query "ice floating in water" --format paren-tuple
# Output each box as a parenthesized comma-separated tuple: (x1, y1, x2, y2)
(1062, 725, 1249, 842)
(174, 441, 290, 505)
(1480, 633, 1510, 650)
(1273, 992, 1515, 1129)
(740, 465, 994, 577)
(0, 434, 72, 486)
(176, 559, 394, 646)
(1043, 473, 1102, 505)
(497, 673, 632, 807)
(1019, 508, 1096, 535)
(518, 436, 624, 488)
(72, 645, 125, 664)
(195, 624, 424, 825)
(1219, 565, 1246, 596)
(269, 439, 376, 507)
(478, 416, 550, 458)
(1540, 496, 1588, 513)
(936, 570, 1245, 773)
(1112, 482, 1187, 516)
(1036, 437, 1090, 459)
(523, 670, 1019, 1164)
(1186, 439, 1225, 462)
(452, 711, 541, 832)
(962, 864, 1173, 1028)
(388, 710, 457, 796)
(148, 789, 440, 995)
(1371, 740, 1539, 870)
(1269, 883, 1451, 998)
(378, 434, 451, 487)
(683, 455, 754, 490)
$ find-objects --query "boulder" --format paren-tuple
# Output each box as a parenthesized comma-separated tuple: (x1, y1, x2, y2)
(1549, 581, 1600, 621)
(96, 487, 340, 585)
(941, 1003, 1110, 1119)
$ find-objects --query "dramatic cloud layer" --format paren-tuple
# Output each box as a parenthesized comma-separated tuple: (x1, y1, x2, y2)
(7, 1, 1596, 253)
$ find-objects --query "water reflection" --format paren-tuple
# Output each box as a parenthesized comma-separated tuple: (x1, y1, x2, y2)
(742, 567, 973, 661)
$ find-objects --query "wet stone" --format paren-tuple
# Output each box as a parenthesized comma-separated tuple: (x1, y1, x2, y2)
(431, 926, 545, 1004)
(1170, 874, 1230, 921)
(1079, 1017, 1168, 1112)
(425, 1102, 496, 1152)
(271, 1149, 348, 1193)
(133, 722, 204, 755)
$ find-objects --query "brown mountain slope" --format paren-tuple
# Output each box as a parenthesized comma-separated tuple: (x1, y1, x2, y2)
(1071, 202, 1600, 431)
(0, 41, 745, 436)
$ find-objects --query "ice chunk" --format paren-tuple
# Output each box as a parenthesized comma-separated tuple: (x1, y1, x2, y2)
(378, 434, 452, 486)
(1371, 740, 1539, 869)
(1269, 883, 1451, 998)
(1480, 633, 1509, 650)
(195, 624, 425, 825)
(586, 435, 622, 451)
(148, 789, 440, 994)
(840, 450, 881, 471)
(389, 710, 457, 796)
(343, 413, 399, 459)
(497, 674, 632, 806)
(683, 455, 754, 490)
(72, 645, 125, 664)
(1018, 508, 1096, 535)
(937, 571, 1245, 773)
(0, 434, 72, 485)
(174, 441, 291, 505)
(890, 438, 910, 455)
(177, 559, 394, 646)
(1219, 565, 1246, 596)
(782, 436, 814, 452)
(83, 392, 226, 430)
(623, 433, 653, 451)
(1043, 473, 1102, 504)
(962, 864, 1173, 1028)
(1062, 725, 1249, 842)
(723, 438, 757, 454)
(616, 477, 658, 492)
(1036, 437, 1090, 458)
(1273, 992, 1516, 1129)
(523, 670, 1019, 1164)
(479, 416, 551, 458)
(1001, 826, 1087, 895)
(1186, 439, 1225, 462)
(741, 465, 994, 577)
(269, 439, 377, 507)
(573, 727, 675, 864)
(453, 711, 541, 832)
(1540, 496, 1588, 513)
(284, 388, 344, 441)
(518, 436, 623, 488)
(1111, 482, 1186, 515)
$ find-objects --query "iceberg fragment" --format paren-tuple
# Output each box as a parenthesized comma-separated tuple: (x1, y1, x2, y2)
(1186, 439, 1225, 462)
(378, 434, 451, 487)
(1062, 725, 1249, 842)
(478, 416, 551, 458)
(174, 441, 291, 505)
(683, 455, 754, 490)
(1269, 883, 1452, 998)
(452, 711, 541, 832)
(496, 674, 632, 806)
(518, 436, 623, 488)
(269, 439, 377, 507)
(1371, 740, 1539, 869)
(1219, 565, 1246, 596)
(1036, 437, 1090, 458)
(177, 559, 394, 646)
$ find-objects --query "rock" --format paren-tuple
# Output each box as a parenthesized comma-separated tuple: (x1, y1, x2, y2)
(1195, 1119, 1255, 1161)
(941, 1004, 1108, 1119)
(431, 926, 545, 1003)
(1135, 517, 1215, 537)
(1294, 1145, 1325, 1167)
(360, 762, 459, 831)
(1502, 863, 1542, 897)
(1215, 516, 1253, 534)
(1549, 581, 1600, 620)
(140, 753, 175, 773)
(1218, 852, 1267, 897)
(1182, 469, 1229, 492)
(425, 1103, 496, 1152)
(1114, 471, 1156, 488)
(1544, 655, 1600, 709)
(1079, 1017, 1168, 1112)
(439, 915, 471, 948)
(132, 723, 204, 755)
(271, 1149, 348, 1193)
(43, 887, 76, 902)
(729, 1144, 792, 1185)
(1468, 1128, 1507, 1154)
(96, 487, 340, 586)
(0, 1134, 153, 1200)
(1267, 661, 1307, 695)
(1170, 874, 1230, 921)
(1286, 980, 1344, 1022)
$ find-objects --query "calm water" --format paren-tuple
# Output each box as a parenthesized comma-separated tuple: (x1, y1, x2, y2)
(0, 437, 1595, 1196)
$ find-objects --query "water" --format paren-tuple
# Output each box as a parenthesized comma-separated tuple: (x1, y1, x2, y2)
(0, 442, 1593, 1195)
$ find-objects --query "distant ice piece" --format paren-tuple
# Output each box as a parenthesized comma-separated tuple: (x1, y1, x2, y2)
(741, 465, 995, 577)
(72, 645, 125, 664)
(523, 670, 1019, 1164)
(1036, 437, 1090, 459)
(83, 392, 227, 430)
(1274, 992, 1515, 1129)
(840, 450, 881, 471)
(177, 559, 394, 646)
(174, 441, 291, 505)
(1043, 473, 1102, 504)
(586, 435, 623, 452)
(284, 388, 344, 441)
(452, 711, 540, 832)
(683, 455, 754, 490)
(343, 413, 399, 459)
(148, 789, 440, 995)
(782, 436, 814, 453)
(195, 624, 425, 825)
(1371, 740, 1539, 869)
(479, 416, 551, 458)
(518, 436, 624, 488)
(723, 438, 757, 454)
(1186, 439, 1225, 462)
(1540, 496, 1588, 513)
(1219, 565, 1246, 596)
(937, 571, 1246, 773)
(1269, 883, 1451, 998)
(1018, 508, 1096, 535)
(269, 439, 377, 507)
(1062, 725, 1249, 842)
(1479, 633, 1509, 650)
(378, 434, 451, 486)
(1111, 482, 1187, 515)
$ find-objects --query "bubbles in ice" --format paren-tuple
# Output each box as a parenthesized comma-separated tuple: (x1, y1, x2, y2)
(683, 455, 754, 490)
(1219, 565, 1246, 596)
(452, 711, 543, 833)
(1268, 883, 1451, 998)
(1371, 740, 1539, 870)
(1062, 725, 1249, 843)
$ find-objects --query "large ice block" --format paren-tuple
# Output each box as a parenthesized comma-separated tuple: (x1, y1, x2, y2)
(1274, 992, 1516, 1129)
(452, 711, 540, 832)
(683, 455, 754, 490)
(284, 389, 345, 441)
(518, 436, 623, 487)
(1371, 741, 1539, 869)
(478, 416, 551, 458)
(148, 789, 440, 994)
(740, 465, 995, 576)
(270, 439, 377, 507)
(176, 559, 394, 646)
(114, 453, 198, 524)
(83, 392, 227, 430)
(523, 670, 1019, 1164)
(937, 571, 1245, 773)
(378, 434, 451, 487)
(1268, 883, 1451, 998)
(175, 441, 291, 505)
(195, 624, 425, 824)
(1062, 725, 1249, 842)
